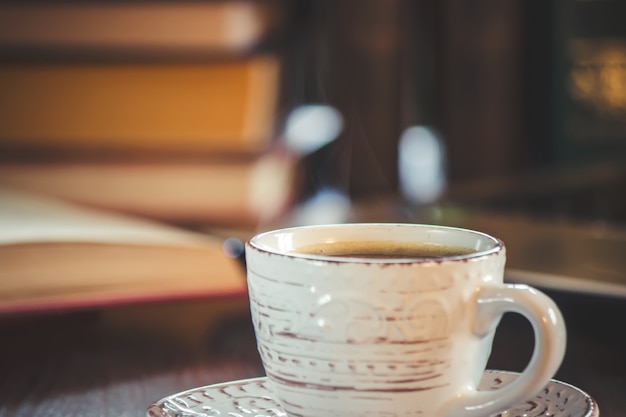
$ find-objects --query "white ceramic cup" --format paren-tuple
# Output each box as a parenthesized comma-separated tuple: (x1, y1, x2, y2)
(245, 223, 566, 417)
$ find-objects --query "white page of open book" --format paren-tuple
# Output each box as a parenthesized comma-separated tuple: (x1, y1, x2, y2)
(0, 187, 217, 247)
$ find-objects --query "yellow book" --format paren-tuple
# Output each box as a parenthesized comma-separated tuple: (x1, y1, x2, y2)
(0, 150, 298, 226)
(0, 57, 279, 153)
(0, 2, 273, 54)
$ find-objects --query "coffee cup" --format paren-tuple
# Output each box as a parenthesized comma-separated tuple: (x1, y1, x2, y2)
(245, 223, 566, 417)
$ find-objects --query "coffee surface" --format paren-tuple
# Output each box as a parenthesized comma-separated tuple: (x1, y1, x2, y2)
(294, 240, 476, 259)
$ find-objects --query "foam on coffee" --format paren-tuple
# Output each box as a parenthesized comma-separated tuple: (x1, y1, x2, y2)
(294, 240, 476, 259)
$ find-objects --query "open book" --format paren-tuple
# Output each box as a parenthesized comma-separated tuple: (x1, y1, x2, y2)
(0, 188, 247, 315)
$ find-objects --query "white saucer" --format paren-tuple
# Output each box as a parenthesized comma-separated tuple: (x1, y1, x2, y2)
(147, 370, 599, 417)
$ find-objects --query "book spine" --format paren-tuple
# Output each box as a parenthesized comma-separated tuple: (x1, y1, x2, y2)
(0, 2, 273, 58)
(0, 57, 280, 153)
(0, 154, 297, 225)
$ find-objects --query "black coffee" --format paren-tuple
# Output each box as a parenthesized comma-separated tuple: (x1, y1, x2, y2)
(294, 240, 476, 259)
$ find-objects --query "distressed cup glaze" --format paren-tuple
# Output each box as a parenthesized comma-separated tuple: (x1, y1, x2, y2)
(245, 224, 566, 417)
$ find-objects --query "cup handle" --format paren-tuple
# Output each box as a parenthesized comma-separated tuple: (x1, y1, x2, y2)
(444, 284, 567, 417)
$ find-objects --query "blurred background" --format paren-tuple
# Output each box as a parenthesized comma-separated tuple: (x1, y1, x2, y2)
(5, 0, 625, 290)
(0, 0, 626, 310)
(1, 0, 625, 312)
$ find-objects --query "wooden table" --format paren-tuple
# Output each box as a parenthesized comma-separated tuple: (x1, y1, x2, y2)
(1, 290, 624, 417)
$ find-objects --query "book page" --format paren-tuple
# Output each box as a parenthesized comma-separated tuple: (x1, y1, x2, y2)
(0, 187, 218, 247)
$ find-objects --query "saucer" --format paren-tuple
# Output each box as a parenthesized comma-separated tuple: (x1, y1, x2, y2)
(147, 370, 598, 417)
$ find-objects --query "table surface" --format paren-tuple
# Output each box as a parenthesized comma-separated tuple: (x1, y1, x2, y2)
(1, 289, 624, 417)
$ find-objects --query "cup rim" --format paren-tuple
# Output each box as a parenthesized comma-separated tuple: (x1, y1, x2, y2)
(247, 223, 503, 264)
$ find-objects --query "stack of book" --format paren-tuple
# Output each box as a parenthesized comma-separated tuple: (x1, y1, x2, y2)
(0, 1, 298, 315)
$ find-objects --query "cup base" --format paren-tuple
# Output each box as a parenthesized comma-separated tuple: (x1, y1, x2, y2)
(148, 370, 599, 417)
